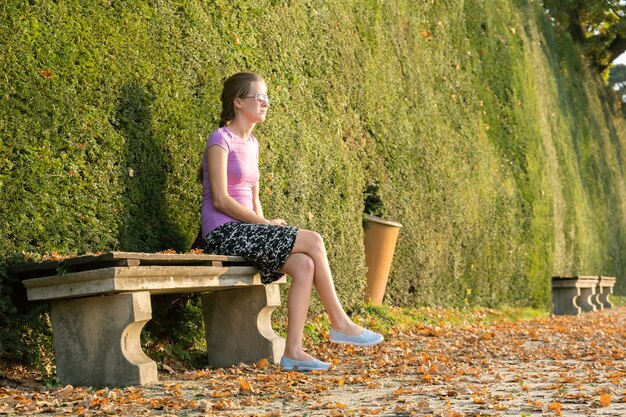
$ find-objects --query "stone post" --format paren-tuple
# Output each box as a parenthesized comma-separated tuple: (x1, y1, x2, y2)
(50, 291, 157, 387)
(597, 276, 616, 310)
(202, 284, 285, 368)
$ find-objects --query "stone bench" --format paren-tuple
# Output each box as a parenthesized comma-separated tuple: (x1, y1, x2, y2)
(596, 276, 616, 310)
(12, 251, 285, 388)
(551, 275, 616, 315)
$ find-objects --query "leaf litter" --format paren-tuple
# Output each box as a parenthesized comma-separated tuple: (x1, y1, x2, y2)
(2, 307, 626, 416)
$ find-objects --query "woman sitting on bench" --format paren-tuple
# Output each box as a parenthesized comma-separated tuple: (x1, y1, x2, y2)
(201, 72, 383, 372)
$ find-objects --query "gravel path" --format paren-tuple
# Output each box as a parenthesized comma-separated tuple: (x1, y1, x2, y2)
(2, 307, 626, 416)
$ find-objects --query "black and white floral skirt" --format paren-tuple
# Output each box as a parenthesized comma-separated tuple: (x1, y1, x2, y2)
(204, 221, 299, 284)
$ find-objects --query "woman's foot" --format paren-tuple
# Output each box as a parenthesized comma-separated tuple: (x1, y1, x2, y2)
(282, 349, 317, 362)
(329, 320, 384, 346)
(280, 356, 331, 371)
(281, 348, 330, 371)
(329, 327, 384, 346)
(331, 321, 364, 337)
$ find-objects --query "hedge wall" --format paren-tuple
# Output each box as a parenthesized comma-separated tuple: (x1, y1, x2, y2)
(3, 0, 626, 361)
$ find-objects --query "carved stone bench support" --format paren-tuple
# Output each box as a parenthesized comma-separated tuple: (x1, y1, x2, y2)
(50, 291, 157, 387)
(202, 284, 285, 368)
(551, 276, 599, 315)
(597, 276, 616, 310)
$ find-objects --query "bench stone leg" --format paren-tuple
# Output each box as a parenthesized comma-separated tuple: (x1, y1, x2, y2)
(592, 290, 603, 311)
(552, 287, 582, 315)
(578, 286, 597, 312)
(598, 285, 614, 309)
(201, 285, 285, 368)
(50, 291, 157, 387)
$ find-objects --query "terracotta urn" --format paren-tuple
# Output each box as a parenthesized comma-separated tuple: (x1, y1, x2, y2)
(363, 215, 402, 305)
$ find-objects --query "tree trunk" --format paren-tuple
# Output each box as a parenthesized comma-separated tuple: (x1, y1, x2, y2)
(608, 35, 626, 64)
(567, 8, 587, 43)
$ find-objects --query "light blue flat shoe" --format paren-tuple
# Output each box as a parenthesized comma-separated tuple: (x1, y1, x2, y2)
(329, 328, 384, 346)
(280, 356, 331, 371)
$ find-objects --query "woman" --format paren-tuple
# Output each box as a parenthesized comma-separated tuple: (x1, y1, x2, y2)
(202, 72, 383, 372)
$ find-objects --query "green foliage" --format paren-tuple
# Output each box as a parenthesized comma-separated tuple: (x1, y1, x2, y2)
(142, 295, 208, 369)
(542, 0, 626, 67)
(610, 295, 626, 306)
(543, 0, 623, 34)
(2, 0, 626, 367)
(363, 183, 386, 218)
(18, 308, 55, 377)
(0, 271, 16, 361)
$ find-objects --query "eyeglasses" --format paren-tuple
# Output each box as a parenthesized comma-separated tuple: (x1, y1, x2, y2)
(243, 92, 270, 105)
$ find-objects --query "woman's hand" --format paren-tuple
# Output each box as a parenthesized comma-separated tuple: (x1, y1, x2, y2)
(268, 218, 287, 226)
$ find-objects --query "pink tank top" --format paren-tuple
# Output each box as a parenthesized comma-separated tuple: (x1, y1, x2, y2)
(201, 127, 260, 237)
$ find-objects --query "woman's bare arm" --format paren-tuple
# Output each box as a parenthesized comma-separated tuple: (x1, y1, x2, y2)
(252, 181, 264, 219)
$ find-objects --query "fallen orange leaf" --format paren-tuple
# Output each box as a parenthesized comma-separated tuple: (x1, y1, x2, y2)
(212, 390, 234, 398)
(393, 387, 413, 397)
(214, 400, 240, 410)
(323, 402, 347, 409)
(549, 402, 563, 415)
(256, 358, 270, 369)
(238, 378, 255, 394)
(39, 69, 54, 79)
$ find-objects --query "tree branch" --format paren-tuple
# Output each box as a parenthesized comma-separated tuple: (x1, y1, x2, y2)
(608, 34, 626, 63)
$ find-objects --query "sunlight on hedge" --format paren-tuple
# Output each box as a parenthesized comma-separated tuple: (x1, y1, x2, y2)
(2, 0, 626, 364)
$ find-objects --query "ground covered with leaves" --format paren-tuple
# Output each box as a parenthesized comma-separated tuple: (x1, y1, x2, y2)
(2, 306, 626, 416)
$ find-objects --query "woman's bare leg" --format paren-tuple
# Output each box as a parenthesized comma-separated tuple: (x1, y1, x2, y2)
(289, 229, 363, 336)
(278, 252, 317, 361)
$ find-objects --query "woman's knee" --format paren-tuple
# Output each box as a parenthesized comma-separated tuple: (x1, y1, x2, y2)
(281, 253, 315, 280)
(310, 231, 324, 247)
(296, 229, 325, 253)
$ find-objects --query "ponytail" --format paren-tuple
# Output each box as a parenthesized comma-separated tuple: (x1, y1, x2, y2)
(219, 108, 234, 128)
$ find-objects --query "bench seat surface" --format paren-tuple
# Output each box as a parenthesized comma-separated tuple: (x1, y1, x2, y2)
(14, 251, 284, 301)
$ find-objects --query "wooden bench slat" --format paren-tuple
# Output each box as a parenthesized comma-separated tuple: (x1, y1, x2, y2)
(10, 260, 61, 276)
(60, 252, 249, 267)
(10, 251, 252, 280)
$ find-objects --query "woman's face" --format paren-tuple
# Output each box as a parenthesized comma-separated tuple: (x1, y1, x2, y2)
(236, 80, 270, 124)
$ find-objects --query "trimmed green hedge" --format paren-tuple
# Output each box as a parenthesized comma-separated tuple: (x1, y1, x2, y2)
(2, 0, 626, 362)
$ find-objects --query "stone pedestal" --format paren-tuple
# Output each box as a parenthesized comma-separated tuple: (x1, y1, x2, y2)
(50, 292, 157, 387)
(552, 276, 599, 315)
(202, 285, 285, 368)
(597, 276, 616, 310)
